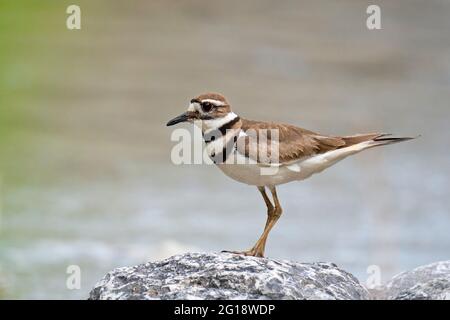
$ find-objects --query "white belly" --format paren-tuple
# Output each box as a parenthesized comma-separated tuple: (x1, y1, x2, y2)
(217, 162, 307, 186)
(216, 141, 372, 186)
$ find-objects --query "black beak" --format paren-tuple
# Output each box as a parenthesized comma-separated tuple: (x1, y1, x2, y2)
(166, 112, 190, 126)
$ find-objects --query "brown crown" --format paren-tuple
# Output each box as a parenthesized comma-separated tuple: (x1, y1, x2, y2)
(192, 92, 228, 104)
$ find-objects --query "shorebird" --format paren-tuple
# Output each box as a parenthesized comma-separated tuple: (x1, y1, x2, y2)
(167, 93, 415, 257)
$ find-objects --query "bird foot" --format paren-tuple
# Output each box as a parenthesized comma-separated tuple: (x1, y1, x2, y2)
(221, 249, 264, 258)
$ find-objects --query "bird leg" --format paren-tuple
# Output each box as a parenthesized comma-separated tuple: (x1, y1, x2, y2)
(258, 186, 275, 230)
(222, 186, 282, 257)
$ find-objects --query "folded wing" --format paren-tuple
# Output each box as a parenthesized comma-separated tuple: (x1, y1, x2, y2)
(237, 119, 384, 165)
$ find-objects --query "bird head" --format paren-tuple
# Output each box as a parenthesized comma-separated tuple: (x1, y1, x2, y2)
(166, 93, 233, 128)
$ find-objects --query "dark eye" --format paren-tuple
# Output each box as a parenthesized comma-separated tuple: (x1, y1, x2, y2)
(201, 102, 213, 113)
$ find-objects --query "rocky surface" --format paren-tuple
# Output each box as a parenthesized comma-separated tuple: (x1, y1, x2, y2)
(89, 252, 369, 300)
(379, 261, 450, 300)
(89, 253, 450, 300)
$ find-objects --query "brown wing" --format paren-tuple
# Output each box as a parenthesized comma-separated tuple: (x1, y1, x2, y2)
(238, 118, 383, 164)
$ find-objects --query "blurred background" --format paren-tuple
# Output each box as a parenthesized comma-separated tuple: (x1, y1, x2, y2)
(1, 0, 449, 299)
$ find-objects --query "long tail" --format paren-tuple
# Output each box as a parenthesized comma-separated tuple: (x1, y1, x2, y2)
(340, 133, 419, 150)
(307, 133, 418, 172)
(368, 133, 419, 148)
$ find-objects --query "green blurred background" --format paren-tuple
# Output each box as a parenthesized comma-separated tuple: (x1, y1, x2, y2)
(1, 0, 449, 299)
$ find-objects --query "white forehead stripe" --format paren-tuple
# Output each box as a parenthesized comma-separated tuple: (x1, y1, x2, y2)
(187, 102, 198, 112)
(201, 99, 226, 106)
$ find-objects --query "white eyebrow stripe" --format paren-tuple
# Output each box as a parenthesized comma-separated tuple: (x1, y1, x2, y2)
(201, 99, 226, 106)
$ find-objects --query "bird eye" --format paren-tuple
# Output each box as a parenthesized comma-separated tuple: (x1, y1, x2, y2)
(201, 102, 213, 113)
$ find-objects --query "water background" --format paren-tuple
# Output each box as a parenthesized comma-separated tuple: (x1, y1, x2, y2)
(0, 0, 449, 298)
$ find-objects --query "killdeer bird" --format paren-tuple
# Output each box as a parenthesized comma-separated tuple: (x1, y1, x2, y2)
(167, 93, 415, 257)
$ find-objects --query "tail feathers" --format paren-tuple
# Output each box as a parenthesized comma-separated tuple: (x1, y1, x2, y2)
(369, 133, 419, 147)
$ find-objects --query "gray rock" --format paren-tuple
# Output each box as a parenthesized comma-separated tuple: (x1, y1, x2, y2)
(382, 261, 450, 300)
(89, 252, 369, 300)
